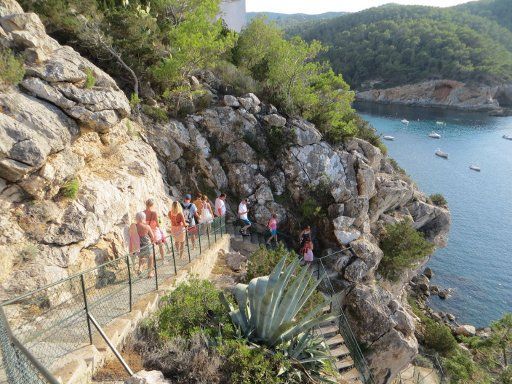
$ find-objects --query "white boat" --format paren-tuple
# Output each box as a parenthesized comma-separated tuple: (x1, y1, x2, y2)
(469, 165, 481, 172)
(435, 149, 448, 159)
(429, 132, 441, 139)
(436, 121, 446, 125)
(503, 135, 512, 141)
(383, 135, 395, 141)
(401, 119, 409, 125)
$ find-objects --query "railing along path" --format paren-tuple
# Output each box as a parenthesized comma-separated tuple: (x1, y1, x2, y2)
(0, 217, 227, 384)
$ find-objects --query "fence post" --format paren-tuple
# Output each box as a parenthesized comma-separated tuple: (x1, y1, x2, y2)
(198, 223, 202, 254)
(170, 237, 177, 275)
(185, 229, 191, 263)
(152, 244, 158, 290)
(207, 223, 211, 249)
(80, 274, 93, 344)
(126, 255, 132, 312)
(213, 219, 217, 243)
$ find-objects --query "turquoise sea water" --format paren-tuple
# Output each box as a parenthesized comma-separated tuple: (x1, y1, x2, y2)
(356, 102, 512, 327)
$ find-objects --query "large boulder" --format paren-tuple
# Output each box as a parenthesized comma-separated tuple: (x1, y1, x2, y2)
(344, 285, 417, 384)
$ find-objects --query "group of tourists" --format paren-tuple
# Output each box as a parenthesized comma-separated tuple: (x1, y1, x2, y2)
(129, 192, 314, 276)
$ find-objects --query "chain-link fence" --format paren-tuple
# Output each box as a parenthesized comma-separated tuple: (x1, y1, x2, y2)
(0, 217, 226, 383)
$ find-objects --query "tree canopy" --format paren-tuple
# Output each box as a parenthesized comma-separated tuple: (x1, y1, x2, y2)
(290, 3, 512, 89)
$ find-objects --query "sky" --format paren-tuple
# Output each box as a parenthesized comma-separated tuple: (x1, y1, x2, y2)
(246, 0, 474, 14)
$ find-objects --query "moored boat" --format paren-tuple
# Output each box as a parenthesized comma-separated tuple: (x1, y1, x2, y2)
(383, 135, 395, 141)
(401, 119, 409, 125)
(436, 121, 446, 125)
(503, 135, 512, 141)
(435, 149, 448, 159)
(429, 132, 441, 139)
(469, 165, 481, 172)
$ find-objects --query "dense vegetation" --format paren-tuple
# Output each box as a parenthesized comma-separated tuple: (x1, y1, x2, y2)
(246, 11, 345, 29)
(409, 298, 512, 383)
(378, 220, 434, 281)
(135, 256, 336, 383)
(20, 0, 375, 141)
(457, 0, 512, 32)
(292, 3, 512, 88)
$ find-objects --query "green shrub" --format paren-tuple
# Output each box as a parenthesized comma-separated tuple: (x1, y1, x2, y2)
(442, 349, 480, 383)
(84, 68, 96, 88)
(212, 61, 260, 96)
(0, 48, 25, 89)
(141, 104, 168, 123)
(430, 193, 448, 207)
(423, 318, 458, 355)
(59, 178, 79, 199)
(129, 93, 141, 109)
(217, 340, 286, 384)
(245, 244, 295, 282)
(157, 279, 233, 339)
(233, 18, 358, 142)
(378, 220, 434, 281)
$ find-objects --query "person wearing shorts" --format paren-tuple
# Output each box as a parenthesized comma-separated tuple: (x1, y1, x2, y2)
(144, 198, 165, 263)
(238, 199, 251, 236)
(266, 213, 278, 245)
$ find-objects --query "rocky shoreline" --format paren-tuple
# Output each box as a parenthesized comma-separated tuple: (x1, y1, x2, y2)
(356, 79, 512, 115)
(408, 267, 495, 345)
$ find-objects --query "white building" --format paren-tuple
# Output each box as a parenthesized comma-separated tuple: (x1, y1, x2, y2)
(219, 0, 246, 32)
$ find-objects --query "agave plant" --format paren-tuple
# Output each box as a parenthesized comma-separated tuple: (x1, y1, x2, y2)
(221, 255, 337, 382)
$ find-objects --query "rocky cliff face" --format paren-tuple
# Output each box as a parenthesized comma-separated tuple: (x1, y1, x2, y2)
(356, 79, 512, 113)
(0, 2, 450, 383)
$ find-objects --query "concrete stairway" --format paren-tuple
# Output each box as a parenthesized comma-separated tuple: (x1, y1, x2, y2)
(316, 312, 363, 384)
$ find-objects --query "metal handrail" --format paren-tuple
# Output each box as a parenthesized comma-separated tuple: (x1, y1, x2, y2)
(0, 216, 227, 383)
(0, 307, 60, 384)
(317, 258, 376, 384)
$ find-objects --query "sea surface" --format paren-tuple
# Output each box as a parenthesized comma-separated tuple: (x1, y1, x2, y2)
(356, 102, 512, 327)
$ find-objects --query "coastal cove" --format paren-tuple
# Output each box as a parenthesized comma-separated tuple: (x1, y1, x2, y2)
(357, 101, 512, 327)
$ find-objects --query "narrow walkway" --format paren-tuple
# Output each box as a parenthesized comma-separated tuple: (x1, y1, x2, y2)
(0, 223, 226, 383)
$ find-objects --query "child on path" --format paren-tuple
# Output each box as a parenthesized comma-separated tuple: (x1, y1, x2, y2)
(303, 241, 314, 267)
(266, 214, 278, 245)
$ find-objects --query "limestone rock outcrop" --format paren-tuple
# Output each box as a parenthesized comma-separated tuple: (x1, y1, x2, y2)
(0, 1, 171, 299)
(356, 79, 509, 112)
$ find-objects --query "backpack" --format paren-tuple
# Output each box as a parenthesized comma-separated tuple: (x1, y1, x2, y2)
(182, 202, 195, 226)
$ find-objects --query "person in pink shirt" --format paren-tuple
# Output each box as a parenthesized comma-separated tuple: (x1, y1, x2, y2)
(266, 213, 278, 245)
(303, 241, 314, 267)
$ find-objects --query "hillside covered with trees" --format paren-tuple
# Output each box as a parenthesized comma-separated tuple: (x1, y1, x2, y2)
(457, 0, 512, 32)
(246, 11, 345, 29)
(292, 0, 512, 89)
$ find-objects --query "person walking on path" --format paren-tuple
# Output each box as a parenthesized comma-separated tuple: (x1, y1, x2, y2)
(168, 201, 186, 259)
(200, 195, 214, 224)
(303, 241, 314, 267)
(238, 198, 251, 236)
(129, 211, 155, 277)
(299, 225, 313, 256)
(182, 194, 199, 249)
(266, 213, 278, 245)
(215, 193, 226, 217)
(144, 198, 165, 263)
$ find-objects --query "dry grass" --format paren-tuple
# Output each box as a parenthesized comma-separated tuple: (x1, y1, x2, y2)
(92, 343, 144, 381)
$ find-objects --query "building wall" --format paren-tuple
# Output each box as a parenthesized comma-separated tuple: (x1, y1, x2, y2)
(219, 0, 246, 32)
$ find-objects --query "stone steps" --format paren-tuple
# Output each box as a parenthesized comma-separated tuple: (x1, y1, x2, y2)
(340, 367, 363, 383)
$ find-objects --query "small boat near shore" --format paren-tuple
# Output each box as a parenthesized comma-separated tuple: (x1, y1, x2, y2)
(469, 165, 481, 172)
(383, 135, 395, 141)
(435, 149, 448, 159)
(436, 121, 446, 125)
(401, 119, 409, 125)
(429, 132, 441, 139)
(503, 135, 512, 141)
